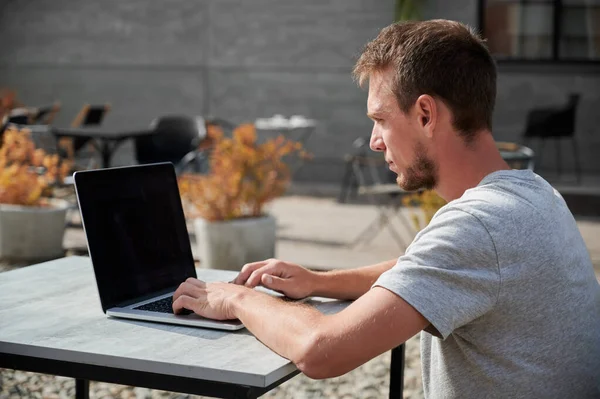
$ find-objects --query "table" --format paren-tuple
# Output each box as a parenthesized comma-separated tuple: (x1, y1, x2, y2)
(52, 127, 155, 168)
(0, 257, 406, 398)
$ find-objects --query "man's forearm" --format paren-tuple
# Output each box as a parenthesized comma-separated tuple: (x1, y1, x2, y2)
(231, 278, 426, 380)
(231, 289, 326, 372)
(311, 259, 397, 300)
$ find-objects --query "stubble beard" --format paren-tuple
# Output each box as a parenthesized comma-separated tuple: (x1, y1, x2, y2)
(396, 143, 437, 192)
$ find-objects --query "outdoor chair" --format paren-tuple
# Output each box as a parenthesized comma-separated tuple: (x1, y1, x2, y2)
(71, 103, 111, 127)
(522, 93, 580, 182)
(135, 115, 210, 174)
(6, 108, 33, 125)
(59, 103, 111, 161)
(338, 137, 371, 203)
(340, 137, 414, 250)
(30, 101, 61, 125)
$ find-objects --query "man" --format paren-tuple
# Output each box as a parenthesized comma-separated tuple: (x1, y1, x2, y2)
(173, 20, 600, 398)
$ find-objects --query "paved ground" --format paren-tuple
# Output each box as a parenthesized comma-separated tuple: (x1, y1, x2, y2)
(62, 193, 600, 283)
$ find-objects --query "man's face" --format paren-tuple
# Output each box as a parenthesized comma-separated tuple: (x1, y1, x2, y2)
(367, 70, 437, 191)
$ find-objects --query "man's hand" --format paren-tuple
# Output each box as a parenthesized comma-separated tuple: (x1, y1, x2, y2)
(232, 258, 316, 299)
(172, 277, 253, 320)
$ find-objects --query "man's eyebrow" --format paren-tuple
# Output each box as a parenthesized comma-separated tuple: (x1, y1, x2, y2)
(367, 109, 386, 119)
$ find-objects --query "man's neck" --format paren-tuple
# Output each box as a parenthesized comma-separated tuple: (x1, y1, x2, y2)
(434, 132, 510, 202)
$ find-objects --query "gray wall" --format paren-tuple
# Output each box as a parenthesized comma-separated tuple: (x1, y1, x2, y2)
(1, 0, 598, 182)
(0, 0, 394, 182)
(425, 0, 600, 176)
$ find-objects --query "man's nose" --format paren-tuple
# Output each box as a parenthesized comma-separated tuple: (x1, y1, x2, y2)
(370, 129, 385, 152)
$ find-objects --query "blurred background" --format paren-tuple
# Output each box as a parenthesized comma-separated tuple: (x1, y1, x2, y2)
(1, 2, 599, 398)
(1, 0, 597, 189)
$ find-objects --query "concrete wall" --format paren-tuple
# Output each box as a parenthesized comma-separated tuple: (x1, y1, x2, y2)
(0, 0, 394, 183)
(1, 0, 598, 183)
(425, 0, 600, 177)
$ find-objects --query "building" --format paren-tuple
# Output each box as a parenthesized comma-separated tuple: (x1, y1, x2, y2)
(1, 0, 598, 185)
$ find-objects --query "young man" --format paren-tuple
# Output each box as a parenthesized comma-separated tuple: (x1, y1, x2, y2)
(173, 20, 600, 398)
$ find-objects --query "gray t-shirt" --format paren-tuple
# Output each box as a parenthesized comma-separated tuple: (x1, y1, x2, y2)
(374, 169, 600, 398)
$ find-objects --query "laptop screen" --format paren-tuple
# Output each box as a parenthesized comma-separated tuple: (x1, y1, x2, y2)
(74, 163, 197, 312)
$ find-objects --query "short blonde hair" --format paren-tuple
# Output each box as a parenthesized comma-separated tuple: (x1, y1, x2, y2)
(353, 20, 496, 142)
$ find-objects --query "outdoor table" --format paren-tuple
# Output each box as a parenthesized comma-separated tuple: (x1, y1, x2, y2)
(51, 127, 155, 168)
(0, 256, 406, 399)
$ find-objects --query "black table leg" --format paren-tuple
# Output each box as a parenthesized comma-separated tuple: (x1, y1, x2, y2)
(101, 141, 111, 168)
(76, 378, 90, 399)
(389, 343, 405, 399)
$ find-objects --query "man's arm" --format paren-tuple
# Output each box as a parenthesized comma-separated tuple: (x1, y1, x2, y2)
(173, 278, 428, 379)
(311, 259, 397, 299)
(232, 284, 428, 379)
(234, 258, 397, 300)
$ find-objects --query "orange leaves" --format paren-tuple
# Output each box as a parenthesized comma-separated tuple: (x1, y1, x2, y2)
(178, 123, 309, 221)
(0, 89, 19, 121)
(0, 126, 72, 206)
(232, 123, 257, 146)
(401, 190, 446, 231)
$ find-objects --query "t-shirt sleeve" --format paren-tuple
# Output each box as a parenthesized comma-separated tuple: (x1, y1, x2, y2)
(373, 207, 500, 339)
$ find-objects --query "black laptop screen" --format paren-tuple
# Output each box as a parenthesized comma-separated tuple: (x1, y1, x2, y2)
(74, 163, 196, 312)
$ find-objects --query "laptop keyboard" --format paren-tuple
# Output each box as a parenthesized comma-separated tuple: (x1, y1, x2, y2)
(134, 297, 193, 315)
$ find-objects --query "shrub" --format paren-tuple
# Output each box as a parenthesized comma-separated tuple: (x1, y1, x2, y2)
(402, 190, 447, 231)
(0, 126, 71, 206)
(178, 123, 309, 221)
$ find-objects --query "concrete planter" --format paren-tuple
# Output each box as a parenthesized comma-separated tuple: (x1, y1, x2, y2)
(0, 198, 69, 262)
(194, 215, 276, 271)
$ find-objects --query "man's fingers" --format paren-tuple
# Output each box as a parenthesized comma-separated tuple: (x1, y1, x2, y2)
(172, 294, 198, 314)
(245, 264, 279, 288)
(173, 281, 206, 303)
(233, 260, 269, 285)
(261, 274, 287, 292)
(184, 277, 205, 287)
(245, 260, 290, 288)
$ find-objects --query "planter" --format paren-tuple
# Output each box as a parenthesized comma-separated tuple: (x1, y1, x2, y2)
(194, 215, 276, 271)
(0, 198, 70, 262)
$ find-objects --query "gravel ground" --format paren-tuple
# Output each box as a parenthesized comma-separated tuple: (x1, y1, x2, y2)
(0, 260, 424, 399)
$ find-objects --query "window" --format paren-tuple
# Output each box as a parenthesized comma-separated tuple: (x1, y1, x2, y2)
(479, 0, 600, 61)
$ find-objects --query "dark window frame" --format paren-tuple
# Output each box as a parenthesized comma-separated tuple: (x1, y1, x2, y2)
(478, 0, 600, 65)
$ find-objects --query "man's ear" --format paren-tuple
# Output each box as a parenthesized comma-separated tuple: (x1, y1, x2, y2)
(415, 95, 436, 139)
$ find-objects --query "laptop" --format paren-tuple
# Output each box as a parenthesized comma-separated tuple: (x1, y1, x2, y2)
(74, 162, 245, 330)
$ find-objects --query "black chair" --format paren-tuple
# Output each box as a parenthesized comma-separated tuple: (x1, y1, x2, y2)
(135, 115, 209, 174)
(337, 136, 414, 250)
(338, 137, 396, 203)
(30, 102, 61, 125)
(70, 103, 111, 153)
(347, 153, 415, 251)
(523, 94, 581, 183)
(6, 108, 32, 125)
(338, 137, 370, 203)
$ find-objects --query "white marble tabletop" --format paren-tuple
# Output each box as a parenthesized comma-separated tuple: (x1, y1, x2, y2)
(0, 256, 350, 388)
